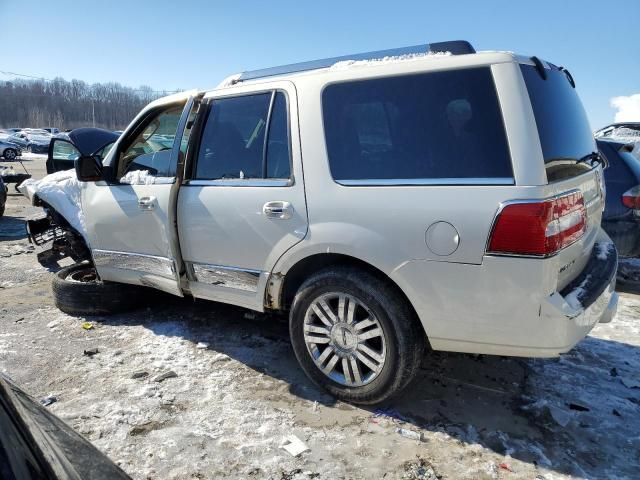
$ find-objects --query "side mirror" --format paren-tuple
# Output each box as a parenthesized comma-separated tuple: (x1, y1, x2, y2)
(75, 155, 103, 182)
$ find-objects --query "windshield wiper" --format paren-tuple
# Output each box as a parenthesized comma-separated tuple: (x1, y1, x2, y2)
(577, 151, 603, 166)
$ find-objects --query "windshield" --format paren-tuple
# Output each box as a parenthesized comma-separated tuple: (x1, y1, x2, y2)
(521, 64, 596, 181)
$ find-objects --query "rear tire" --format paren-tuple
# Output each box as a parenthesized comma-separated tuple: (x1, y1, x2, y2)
(52, 262, 148, 316)
(289, 266, 425, 404)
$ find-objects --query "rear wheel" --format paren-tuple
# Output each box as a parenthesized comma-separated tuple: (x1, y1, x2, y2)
(52, 262, 148, 316)
(289, 267, 425, 404)
(3, 148, 17, 161)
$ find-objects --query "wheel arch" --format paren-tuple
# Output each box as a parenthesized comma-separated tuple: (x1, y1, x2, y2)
(267, 252, 429, 342)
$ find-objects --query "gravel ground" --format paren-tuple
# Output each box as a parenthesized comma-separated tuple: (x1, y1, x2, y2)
(1, 155, 639, 479)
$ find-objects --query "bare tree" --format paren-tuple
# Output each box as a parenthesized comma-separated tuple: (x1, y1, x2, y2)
(0, 77, 174, 130)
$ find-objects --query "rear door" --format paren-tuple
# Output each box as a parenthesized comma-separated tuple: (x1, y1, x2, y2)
(83, 93, 197, 295)
(520, 62, 606, 288)
(177, 82, 307, 310)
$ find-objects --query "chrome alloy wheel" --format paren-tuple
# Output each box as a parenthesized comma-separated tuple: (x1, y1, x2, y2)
(303, 292, 387, 387)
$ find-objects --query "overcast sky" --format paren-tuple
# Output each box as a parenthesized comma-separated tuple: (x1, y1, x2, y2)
(1, 0, 638, 128)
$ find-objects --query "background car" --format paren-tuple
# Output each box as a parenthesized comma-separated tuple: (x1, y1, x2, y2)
(599, 138, 640, 257)
(0, 139, 22, 160)
(6, 131, 29, 149)
(0, 176, 6, 217)
(25, 132, 52, 153)
(596, 122, 640, 140)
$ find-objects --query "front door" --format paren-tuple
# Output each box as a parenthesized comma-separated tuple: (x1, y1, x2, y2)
(177, 82, 308, 310)
(82, 94, 196, 295)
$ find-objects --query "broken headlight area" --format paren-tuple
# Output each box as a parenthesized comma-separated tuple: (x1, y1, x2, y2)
(26, 205, 90, 268)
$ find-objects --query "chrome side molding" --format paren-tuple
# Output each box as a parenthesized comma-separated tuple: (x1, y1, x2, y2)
(190, 263, 262, 292)
(92, 249, 175, 278)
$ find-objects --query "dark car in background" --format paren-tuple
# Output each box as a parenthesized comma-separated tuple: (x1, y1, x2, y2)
(0, 375, 130, 479)
(0, 176, 6, 217)
(596, 122, 640, 141)
(599, 138, 640, 257)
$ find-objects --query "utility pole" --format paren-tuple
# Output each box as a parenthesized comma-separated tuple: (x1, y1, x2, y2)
(92, 99, 95, 127)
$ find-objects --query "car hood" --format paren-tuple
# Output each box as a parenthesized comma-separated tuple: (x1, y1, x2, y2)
(57, 128, 119, 156)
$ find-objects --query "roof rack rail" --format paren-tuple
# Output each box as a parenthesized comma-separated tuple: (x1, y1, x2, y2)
(237, 40, 475, 82)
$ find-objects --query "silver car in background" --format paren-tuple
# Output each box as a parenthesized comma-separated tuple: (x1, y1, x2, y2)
(0, 140, 22, 160)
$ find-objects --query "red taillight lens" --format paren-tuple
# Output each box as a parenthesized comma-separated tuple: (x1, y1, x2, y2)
(488, 192, 586, 256)
(622, 186, 640, 209)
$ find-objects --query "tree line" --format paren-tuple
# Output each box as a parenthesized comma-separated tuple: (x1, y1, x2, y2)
(0, 77, 176, 130)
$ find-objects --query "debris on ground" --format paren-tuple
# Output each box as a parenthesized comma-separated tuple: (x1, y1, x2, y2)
(83, 347, 99, 356)
(40, 395, 57, 407)
(280, 434, 310, 457)
(195, 342, 209, 349)
(130, 370, 149, 379)
(402, 457, 440, 480)
(81, 322, 94, 330)
(153, 370, 178, 382)
(567, 402, 590, 412)
(499, 462, 514, 472)
(396, 427, 425, 442)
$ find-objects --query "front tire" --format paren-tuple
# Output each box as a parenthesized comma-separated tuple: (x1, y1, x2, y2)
(52, 262, 148, 316)
(289, 267, 425, 404)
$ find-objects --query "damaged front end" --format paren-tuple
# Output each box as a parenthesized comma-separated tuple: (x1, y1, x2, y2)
(26, 202, 91, 268)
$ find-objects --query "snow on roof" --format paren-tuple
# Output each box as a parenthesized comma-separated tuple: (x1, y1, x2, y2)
(329, 51, 452, 71)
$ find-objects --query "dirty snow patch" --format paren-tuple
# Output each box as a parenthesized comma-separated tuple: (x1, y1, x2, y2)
(596, 241, 614, 260)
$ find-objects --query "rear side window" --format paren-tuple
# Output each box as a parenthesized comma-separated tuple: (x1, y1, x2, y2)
(322, 68, 512, 183)
(195, 91, 291, 180)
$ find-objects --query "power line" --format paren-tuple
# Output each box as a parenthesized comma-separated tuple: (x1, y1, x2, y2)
(0, 69, 181, 94)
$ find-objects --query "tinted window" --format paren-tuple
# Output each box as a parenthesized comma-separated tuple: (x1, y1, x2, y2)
(195, 91, 291, 180)
(322, 68, 512, 182)
(521, 65, 595, 167)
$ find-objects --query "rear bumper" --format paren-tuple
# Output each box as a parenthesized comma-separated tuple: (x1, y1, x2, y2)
(539, 236, 618, 353)
(395, 230, 618, 358)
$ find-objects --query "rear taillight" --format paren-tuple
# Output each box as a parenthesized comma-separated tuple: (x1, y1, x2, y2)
(622, 186, 640, 209)
(488, 192, 586, 257)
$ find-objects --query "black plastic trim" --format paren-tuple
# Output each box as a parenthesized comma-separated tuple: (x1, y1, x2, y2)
(560, 242, 618, 310)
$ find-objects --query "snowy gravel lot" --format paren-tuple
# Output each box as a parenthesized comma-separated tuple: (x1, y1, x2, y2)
(1, 155, 639, 479)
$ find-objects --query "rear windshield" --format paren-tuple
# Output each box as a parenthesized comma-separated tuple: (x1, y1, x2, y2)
(520, 64, 596, 180)
(322, 67, 513, 183)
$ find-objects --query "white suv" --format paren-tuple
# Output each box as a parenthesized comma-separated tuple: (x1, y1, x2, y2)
(25, 41, 618, 404)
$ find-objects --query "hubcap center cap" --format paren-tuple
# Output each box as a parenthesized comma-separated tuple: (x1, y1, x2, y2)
(331, 323, 357, 352)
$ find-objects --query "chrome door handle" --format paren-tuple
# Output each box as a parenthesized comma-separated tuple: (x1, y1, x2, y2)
(138, 196, 156, 211)
(263, 201, 293, 219)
